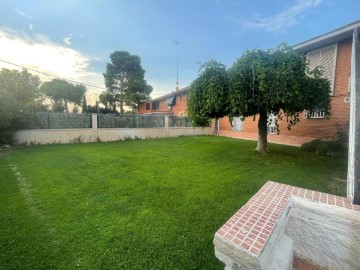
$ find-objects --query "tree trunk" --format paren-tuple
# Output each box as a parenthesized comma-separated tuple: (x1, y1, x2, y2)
(256, 110, 268, 153)
(64, 99, 69, 113)
(120, 99, 124, 114)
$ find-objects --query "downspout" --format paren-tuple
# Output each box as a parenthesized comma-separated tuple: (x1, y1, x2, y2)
(347, 27, 360, 204)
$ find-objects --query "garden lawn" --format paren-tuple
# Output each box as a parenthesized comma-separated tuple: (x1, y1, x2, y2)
(0, 136, 347, 269)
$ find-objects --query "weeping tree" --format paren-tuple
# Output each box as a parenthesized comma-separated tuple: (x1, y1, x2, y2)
(188, 44, 331, 153)
(187, 60, 229, 126)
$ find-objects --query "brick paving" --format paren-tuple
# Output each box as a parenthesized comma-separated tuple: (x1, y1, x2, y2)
(219, 130, 315, 147)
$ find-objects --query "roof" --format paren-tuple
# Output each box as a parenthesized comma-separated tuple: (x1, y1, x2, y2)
(293, 20, 360, 53)
(151, 86, 190, 102)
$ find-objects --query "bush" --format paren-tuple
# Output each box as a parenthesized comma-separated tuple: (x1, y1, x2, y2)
(0, 131, 14, 146)
(301, 138, 345, 156)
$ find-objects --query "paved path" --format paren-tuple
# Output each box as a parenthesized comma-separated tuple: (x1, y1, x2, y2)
(219, 130, 314, 147)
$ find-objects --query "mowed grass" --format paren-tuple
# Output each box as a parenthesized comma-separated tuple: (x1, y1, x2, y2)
(0, 136, 347, 269)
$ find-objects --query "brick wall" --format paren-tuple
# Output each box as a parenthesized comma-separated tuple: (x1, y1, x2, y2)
(138, 102, 150, 114)
(138, 92, 188, 116)
(172, 93, 188, 116)
(219, 116, 232, 130)
(220, 38, 352, 140)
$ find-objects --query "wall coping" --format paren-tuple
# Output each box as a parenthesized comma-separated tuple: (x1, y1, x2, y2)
(214, 181, 360, 267)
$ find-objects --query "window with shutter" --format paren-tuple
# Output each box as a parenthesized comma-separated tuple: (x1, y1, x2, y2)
(306, 43, 337, 95)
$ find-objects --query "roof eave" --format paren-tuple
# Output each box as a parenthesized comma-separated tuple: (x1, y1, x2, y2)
(293, 20, 360, 53)
(151, 86, 190, 102)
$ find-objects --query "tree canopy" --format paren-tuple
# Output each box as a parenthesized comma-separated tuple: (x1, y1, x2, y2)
(187, 60, 229, 119)
(41, 79, 87, 113)
(99, 90, 116, 112)
(0, 68, 45, 144)
(187, 44, 331, 153)
(103, 51, 152, 113)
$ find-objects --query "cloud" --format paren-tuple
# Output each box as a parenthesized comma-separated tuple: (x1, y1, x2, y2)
(28, 24, 33, 30)
(15, 8, 32, 19)
(64, 37, 72, 45)
(0, 27, 104, 103)
(237, 0, 323, 32)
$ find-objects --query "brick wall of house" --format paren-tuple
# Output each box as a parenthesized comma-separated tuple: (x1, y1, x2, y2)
(138, 92, 188, 116)
(172, 93, 188, 116)
(219, 116, 232, 130)
(138, 102, 150, 114)
(220, 38, 351, 140)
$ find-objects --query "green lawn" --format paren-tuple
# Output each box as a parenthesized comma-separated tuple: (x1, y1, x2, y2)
(0, 136, 347, 269)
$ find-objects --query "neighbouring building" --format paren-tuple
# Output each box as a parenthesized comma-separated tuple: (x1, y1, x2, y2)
(220, 21, 360, 143)
(138, 86, 190, 116)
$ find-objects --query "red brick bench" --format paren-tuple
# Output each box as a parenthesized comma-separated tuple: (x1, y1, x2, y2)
(213, 181, 360, 269)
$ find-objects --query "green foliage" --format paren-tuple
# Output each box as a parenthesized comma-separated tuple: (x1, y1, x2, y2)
(0, 68, 44, 145)
(103, 51, 152, 113)
(99, 90, 116, 111)
(301, 138, 345, 156)
(335, 124, 349, 148)
(41, 79, 87, 113)
(51, 101, 66, 113)
(228, 43, 331, 126)
(187, 60, 229, 126)
(81, 95, 88, 113)
(188, 43, 331, 152)
(0, 137, 346, 269)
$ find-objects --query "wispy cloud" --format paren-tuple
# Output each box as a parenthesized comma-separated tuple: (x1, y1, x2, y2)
(28, 24, 33, 30)
(15, 8, 32, 19)
(64, 37, 72, 45)
(0, 27, 104, 103)
(235, 0, 323, 32)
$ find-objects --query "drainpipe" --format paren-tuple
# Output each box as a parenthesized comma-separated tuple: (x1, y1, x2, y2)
(217, 119, 220, 135)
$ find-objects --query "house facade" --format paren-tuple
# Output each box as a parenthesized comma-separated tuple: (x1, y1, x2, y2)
(139, 21, 359, 145)
(138, 86, 190, 116)
(220, 21, 360, 143)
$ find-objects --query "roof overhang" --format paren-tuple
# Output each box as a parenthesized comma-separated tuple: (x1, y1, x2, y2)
(293, 20, 360, 53)
(151, 86, 190, 102)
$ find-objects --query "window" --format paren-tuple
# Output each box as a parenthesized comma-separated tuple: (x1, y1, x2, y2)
(152, 103, 159, 110)
(166, 96, 176, 106)
(267, 126, 277, 134)
(304, 110, 325, 119)
(306, 43, 337, 95)
(267, 113, 276, 134)
(232, 117, 243, 132)
(145, 103, 151, 110)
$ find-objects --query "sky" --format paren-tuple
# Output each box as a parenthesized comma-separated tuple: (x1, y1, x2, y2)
(0, 0, 359, 105)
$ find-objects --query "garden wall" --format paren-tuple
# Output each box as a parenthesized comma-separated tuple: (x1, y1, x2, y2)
(14, 114, 214, 145)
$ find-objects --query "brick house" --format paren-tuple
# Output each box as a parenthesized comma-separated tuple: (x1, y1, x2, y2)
(138, 86, 190, 116)
(219, 20, 360, 144)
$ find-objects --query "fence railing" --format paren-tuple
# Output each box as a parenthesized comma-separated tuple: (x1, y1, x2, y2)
(22, 112, 92, 129)
(98, 114, 165, 128)
(20, 113, 202, 129)
(168, 116, 192, 127)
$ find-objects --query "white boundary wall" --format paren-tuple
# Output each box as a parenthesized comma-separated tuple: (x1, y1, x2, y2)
(14, 115, 215, 145)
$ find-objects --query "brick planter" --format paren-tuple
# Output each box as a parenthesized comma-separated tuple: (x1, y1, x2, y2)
(214, 181, 360, 269)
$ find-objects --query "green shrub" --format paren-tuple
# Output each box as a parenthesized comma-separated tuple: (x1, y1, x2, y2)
(301, 138, 345, 155)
